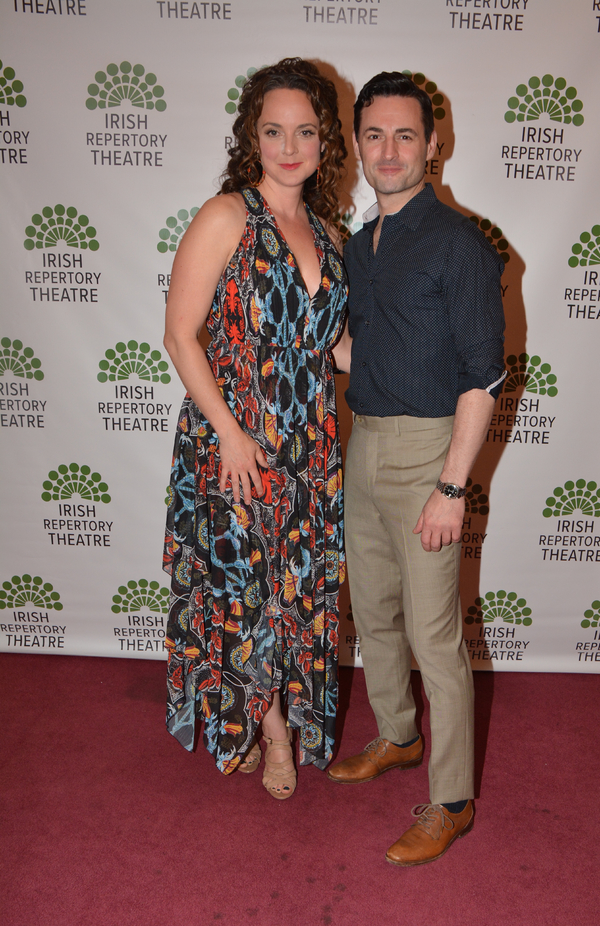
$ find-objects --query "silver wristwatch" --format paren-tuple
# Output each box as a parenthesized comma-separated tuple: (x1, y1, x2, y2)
(436, 479, 466, 500)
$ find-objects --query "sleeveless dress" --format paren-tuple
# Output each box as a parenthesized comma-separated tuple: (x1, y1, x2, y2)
(163, 188, 348, 773)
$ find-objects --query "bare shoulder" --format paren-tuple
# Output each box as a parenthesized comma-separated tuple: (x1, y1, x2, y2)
(183, 192, 246, 241)
(173, 192, 247, 272)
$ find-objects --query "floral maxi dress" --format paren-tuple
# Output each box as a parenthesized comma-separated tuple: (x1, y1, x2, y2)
(163, 188, 348, 773)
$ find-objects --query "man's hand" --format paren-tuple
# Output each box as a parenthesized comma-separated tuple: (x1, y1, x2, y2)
(413, 489, 465, 553)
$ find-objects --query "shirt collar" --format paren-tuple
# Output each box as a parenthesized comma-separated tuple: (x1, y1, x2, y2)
(362, 183, 437, 232)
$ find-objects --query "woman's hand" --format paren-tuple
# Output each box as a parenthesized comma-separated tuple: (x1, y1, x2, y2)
(218, 425, 269, 504)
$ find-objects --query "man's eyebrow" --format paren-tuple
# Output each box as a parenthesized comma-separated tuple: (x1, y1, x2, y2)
(362, 125, 418, 135)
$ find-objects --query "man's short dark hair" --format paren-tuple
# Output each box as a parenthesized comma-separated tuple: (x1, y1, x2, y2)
(353, 72, 435, 143)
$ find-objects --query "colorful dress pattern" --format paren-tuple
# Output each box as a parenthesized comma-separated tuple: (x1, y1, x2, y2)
(163, 188, 348, 773)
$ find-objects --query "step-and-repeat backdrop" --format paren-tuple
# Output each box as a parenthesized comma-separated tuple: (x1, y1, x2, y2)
(1, 0, 599, 674)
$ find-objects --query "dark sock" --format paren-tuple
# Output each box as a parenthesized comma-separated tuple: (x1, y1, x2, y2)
(392, 735, 420, 749)
(442, 800, 468, 814)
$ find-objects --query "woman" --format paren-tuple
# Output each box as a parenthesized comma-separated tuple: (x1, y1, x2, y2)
(163, 58, 350, 799)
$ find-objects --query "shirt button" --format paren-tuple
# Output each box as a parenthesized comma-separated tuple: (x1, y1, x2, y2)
(359, 403, 364, 408)
(362, 362, 366, 367)
(369, 280, 373, 285)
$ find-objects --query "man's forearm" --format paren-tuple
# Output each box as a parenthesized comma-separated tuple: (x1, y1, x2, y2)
(413, 388, 496, 552)
(439, 388, 496, 486)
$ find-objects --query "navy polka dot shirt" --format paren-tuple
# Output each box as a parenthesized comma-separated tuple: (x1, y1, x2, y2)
(344, 184, 506, 418)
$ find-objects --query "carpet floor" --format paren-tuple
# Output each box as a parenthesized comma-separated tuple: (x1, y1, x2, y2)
(0, 654, 597, 926)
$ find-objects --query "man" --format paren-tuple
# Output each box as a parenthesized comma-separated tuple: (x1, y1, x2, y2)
(328, 72, 505, 866)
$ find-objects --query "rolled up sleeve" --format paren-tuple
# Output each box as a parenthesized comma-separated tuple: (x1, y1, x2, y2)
(445, 222, 506, 399)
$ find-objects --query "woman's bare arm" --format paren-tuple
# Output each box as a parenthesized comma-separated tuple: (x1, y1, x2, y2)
(164, 194, 268, 504)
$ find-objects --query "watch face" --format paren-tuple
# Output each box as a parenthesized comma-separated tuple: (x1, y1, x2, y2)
(443, 484, 460, 499)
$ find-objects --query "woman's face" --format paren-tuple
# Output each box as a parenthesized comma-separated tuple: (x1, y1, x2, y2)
(256, 88, 322, 188)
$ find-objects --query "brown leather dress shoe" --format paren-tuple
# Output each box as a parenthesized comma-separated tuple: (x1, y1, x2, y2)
(327, 736, 423, 783)
(385, 801, 474, 866)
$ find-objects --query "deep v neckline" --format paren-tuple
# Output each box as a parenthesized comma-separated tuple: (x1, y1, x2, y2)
(252, 188, 325, 302)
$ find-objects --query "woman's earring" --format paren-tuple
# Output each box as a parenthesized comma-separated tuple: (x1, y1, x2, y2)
(247, 159, 264, 186)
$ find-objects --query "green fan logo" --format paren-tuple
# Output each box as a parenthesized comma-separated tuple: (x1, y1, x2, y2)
(0, 338, 43, 380)
(0, 59, 26, 107)
(402, 71, 446, 121)
(225, 67, 258, 114)
(97, 340, 171, 383)
(111, 580, 169, 614)
(505, 75, 584, 125)
(468, 217, 510, 264)
(157, 208, 199, 253)
(543, 480, 600, 519)
(334, 211, 359, 245)
(0, 574, 62, 611)
(568, 225, 600, 267)
(24, 205, 99, 251)
(464, 478, 489, 516)
(581, 601, 600, 629)
(41, 464, 111, 503)
(465, 590, 532, 626)
(86, 62, 166, 111)
(504, 353, 558, 396)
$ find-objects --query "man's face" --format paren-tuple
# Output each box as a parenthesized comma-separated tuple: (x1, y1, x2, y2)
(353, 94, 437, 202)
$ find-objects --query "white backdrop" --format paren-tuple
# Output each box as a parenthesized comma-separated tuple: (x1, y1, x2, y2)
(1, 0, 599, 674)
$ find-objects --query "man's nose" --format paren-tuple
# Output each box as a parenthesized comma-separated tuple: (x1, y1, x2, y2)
(382, 136, 397, 159)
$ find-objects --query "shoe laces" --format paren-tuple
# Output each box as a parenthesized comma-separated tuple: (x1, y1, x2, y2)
(410, 803, 454, 840)
(364, 737, 390, 758)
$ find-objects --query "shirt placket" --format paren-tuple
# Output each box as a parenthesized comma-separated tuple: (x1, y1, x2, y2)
(356, 228, 379, 411)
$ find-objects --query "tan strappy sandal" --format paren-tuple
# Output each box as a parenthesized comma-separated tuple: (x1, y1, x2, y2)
(238, 740, 261, 774)
(262, 727, 296, 800)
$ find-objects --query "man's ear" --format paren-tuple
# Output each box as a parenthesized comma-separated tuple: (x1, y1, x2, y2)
(426, 129, 438, 163)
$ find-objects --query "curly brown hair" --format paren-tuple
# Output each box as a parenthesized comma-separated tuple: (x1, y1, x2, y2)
(220, 58, 347, 223)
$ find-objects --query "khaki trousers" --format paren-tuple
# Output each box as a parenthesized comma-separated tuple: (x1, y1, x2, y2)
(345, 413, 474, 804)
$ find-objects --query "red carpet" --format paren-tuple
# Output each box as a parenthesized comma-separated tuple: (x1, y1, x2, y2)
(1, 654, 597, 926)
